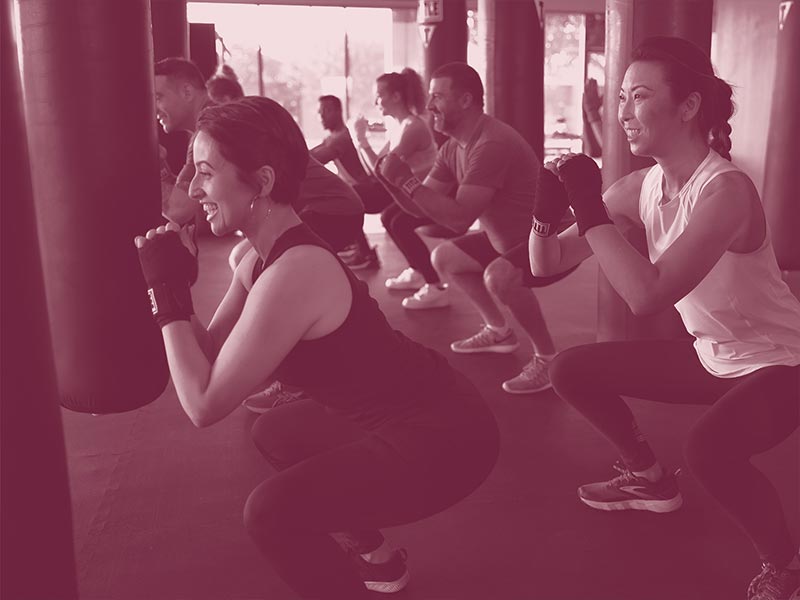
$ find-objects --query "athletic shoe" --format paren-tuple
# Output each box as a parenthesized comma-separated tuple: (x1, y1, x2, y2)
(345, 246, 380, 270)
(748, 562, 800, 600)
(337, 242, 359, 259)
(401, 283, 450, 309)
(350, 549, 410, 594)
(578, 461, 683, 513)
(385, 267, 425, 291)
(501, 355, 553, 394)
(241, 381, 308, 414)
(450, 325, 520, 354)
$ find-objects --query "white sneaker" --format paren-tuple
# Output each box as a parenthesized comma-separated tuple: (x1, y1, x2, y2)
(385, 268, 425, 291)
(401, 284, 450, 310)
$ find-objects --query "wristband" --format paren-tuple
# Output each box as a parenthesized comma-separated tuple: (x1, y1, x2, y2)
(147, 282, 194, 328)
(532, 217, 557, 237)
(399, 175, 422, 197)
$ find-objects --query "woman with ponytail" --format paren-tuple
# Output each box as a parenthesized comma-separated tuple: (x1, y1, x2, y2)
(352, 68, 450, 309)
(530, 36, 800, 600)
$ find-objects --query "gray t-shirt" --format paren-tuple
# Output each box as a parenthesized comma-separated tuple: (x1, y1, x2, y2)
(428, 114, 539, 253)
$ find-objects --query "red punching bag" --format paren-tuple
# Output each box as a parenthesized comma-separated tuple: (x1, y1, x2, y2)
(18, 0, 169, 413)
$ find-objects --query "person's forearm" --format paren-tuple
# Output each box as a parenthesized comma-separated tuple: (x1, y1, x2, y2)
(162, 321, 218, 427)
(585, 224, 663, 314)
(357, 140, 379, 169)
(407, 186, 470, 233)
(529, 231, 564, 276)
(163, 183, 197, 225)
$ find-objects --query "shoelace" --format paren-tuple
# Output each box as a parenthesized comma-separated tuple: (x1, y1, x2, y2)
(468, 326, 506, 345)
(608, 461, 641, 487)
(748, 562, 798, 599)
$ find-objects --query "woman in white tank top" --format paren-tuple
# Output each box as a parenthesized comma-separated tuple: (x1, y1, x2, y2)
(353, 69, 449, 308)
(530, 36, 799, 600)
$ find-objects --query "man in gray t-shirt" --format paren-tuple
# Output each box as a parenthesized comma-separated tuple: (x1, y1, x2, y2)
(377, 63, 576, 395)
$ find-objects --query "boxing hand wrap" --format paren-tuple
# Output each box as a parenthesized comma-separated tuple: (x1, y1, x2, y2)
(377, 153, 422, 197)
(557, 154, 612, 236)
(137, 231, 196, 328)
(532, 169, 570, 237)
(147, 282, 194, 328)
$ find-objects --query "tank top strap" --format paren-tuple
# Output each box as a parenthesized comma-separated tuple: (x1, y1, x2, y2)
(252, 224, 331, 284)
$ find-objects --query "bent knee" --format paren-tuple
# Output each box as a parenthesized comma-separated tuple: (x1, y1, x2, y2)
(431, 240, 460, 273)
(483, 259, 522, 297)
(549, 345, 599, 400)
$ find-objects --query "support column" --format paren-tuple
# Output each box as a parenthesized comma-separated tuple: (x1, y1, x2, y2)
(480, 0, 544, 158)
(598, 0, 712, 342)
(763, 0, 800, 271)
(1, 0, 78, 597)
(151, 0, 188, 60)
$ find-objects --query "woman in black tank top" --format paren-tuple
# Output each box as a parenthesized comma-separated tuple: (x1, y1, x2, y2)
(135, 97, 498, 599)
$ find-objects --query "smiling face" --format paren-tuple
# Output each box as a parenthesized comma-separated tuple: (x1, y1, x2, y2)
(154, 75, 195, 133)
(188, 131, 257, 236)
(618, 61, 690, 158)
(426, 77, 463, 134)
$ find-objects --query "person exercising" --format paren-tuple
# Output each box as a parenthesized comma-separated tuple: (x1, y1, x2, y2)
(134, 97, 499, 600)
(530, 37, 800, 600)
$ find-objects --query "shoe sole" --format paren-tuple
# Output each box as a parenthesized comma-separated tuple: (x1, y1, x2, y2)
(386, 283, 425, 291)
(365, 570, 410, 594)
(348, 262, 379, 270)
(501, 381, 553, 394)
(402, 300, 451, 310)
(242, 402, 271, 414)
(451, 343, 520, 354)
(579, 493, 683, 513)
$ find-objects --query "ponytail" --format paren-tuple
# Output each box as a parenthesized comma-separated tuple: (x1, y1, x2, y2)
(400, 68, 427, 115)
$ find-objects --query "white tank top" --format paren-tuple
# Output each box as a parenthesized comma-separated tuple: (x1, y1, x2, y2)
(639, 149, 800, 378)
(388, 115, 438, 179)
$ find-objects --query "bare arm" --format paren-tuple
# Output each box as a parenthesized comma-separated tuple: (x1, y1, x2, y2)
(162, 246, 346, 427)
(586, 171, 754, 315)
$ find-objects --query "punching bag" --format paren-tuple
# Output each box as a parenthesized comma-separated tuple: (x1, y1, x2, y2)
(18, 0, 169, 413)
(763, 0, 800, 271)
(1, 0, 79, 596)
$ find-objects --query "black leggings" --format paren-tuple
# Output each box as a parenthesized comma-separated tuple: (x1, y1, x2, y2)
(550, 340, 799, 567)
(380, 203, 441, 284)
(244, 389, 499, 599)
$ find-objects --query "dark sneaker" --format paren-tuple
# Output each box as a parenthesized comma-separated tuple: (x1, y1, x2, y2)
(578, 461, 683, 513)
(350, 549, 410, 594)
(345, 246, 380, 270)
(748, 562, 800, 600)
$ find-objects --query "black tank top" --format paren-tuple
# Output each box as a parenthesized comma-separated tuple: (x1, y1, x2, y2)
(253, 224, 454, 429)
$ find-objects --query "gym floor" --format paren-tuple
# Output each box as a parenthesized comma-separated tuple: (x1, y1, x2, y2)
(62, 231, 799, 600)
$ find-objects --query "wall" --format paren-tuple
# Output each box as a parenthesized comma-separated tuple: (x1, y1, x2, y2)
(712, 0, 781, 195)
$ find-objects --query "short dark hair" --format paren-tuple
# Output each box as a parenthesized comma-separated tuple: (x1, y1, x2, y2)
(431, 62, 484, 109)
(196, 97, 309, 206)
(207, 75, 244, 101)
(154, 57, 206, 90)
(318, 95, 343, 113)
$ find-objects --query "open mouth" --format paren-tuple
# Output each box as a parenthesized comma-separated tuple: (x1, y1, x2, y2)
(202, 202, 218, 221)
(625, 128, 641, 140)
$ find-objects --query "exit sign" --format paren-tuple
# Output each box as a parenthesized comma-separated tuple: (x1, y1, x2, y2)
(418, 0, 444, 24)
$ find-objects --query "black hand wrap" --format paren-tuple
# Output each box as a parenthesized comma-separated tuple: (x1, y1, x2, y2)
(532, 169, 570, 237)
(137, 231, 196, 328)
(558, 154, 612, 236)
